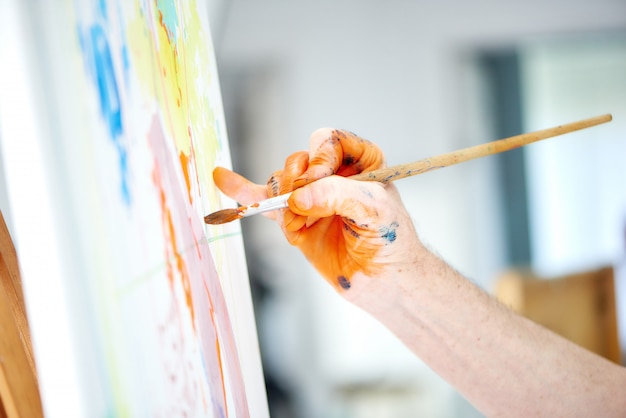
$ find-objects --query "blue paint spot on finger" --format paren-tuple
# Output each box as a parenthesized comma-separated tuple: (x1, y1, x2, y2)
(338, 276, 351, 290)
(379, 221, 399, 243)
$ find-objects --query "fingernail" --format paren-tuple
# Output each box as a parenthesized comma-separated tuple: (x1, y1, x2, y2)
(290, 187, 312, 212)
(292, 177, 309, 190)
(283, 210, 297, 226)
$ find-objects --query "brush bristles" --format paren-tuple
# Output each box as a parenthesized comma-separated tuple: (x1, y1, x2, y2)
(204, 208, 243, 225)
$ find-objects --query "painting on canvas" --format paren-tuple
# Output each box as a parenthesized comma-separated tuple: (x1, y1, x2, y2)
(0, 0, 267, 416)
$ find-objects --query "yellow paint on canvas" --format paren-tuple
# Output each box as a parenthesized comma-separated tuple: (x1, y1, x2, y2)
(126, 0, 220, 204)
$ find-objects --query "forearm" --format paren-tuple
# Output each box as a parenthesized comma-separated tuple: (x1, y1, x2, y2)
(362, 245, 626, 417)
(214, 128, 626, 416)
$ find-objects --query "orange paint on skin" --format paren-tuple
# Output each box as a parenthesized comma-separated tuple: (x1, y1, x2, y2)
(212, 166, 266, 203)
(279, 151, 309, 194)
(256, 135, 391, 292)
(292, 129, 384, 189)
(302, 216, 385, 291)
(286, 193, 388, 292)
(284, 210, 307, 231)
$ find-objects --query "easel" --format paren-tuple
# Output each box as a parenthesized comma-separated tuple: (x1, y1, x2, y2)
(496, 266, 621, 364)
(0, 210, 43, 417)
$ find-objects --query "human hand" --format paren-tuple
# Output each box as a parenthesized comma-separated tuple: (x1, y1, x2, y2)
(213, 128, 424, 304)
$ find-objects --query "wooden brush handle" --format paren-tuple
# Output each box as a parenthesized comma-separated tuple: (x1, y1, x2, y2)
(349, 113, 612, 184)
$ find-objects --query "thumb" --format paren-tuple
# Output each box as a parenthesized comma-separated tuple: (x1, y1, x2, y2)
(288, 176, 388, 225)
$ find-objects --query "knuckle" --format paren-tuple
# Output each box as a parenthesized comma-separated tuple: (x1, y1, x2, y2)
(266, 170, 283, 196)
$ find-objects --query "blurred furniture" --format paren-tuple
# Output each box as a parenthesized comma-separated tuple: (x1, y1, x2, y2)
(495, 266, 621, 364)
(0, 211, 43, 418)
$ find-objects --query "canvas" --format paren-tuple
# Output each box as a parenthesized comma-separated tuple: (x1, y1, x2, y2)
(0, 0, 267, 416)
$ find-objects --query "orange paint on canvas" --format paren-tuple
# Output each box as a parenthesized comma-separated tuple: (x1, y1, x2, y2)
(179, 151, 193, 204)
(153, 161, 196, 331)
(127, 0, 221, 203)
(203, 279, 229, 417)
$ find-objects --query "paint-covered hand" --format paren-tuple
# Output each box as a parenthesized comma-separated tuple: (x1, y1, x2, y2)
(213, 128, 423, 302)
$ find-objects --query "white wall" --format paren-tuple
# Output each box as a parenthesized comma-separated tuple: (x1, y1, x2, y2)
(213, 1, 626, 416)
(520, 36, 626, 358)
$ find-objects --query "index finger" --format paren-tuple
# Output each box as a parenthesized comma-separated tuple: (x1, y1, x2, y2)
(213, 166, 267, 205)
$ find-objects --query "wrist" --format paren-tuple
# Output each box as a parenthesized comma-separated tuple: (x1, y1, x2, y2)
(346, 240, 437, 320)
(352, 243, 461, 342)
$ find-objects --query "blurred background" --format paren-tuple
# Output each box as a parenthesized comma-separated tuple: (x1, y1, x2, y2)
(207, 1, 626, 417)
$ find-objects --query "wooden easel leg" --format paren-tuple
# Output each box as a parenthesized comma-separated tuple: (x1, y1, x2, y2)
(0, 211, 43, 417)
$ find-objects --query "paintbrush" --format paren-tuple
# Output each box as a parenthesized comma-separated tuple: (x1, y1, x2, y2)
(205, 113, 612, 225)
